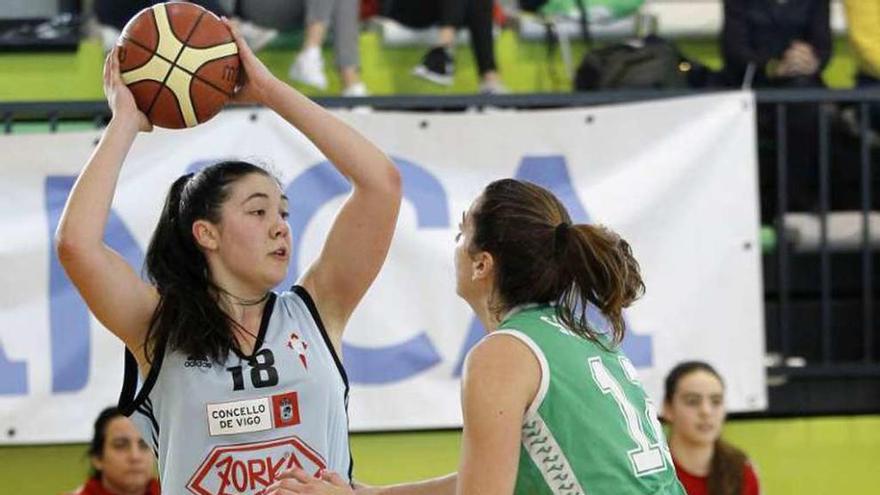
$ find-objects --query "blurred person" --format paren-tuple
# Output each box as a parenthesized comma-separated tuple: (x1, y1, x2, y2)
(384, 0, 507, 93)
(288, 0, 368, 96)
(65, 407, 160, 495)
(663, 361, 760, 495)
(843, 0, 880, 131)
(721, 0, 831, 213)
(93, 0, 277, 52)
(265, 179, 685, 494)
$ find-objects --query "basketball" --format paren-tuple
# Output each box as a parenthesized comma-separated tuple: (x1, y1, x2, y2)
(116, 2, 239, 129)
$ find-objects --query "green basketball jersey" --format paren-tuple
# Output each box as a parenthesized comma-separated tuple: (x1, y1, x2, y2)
(495, 305, 686, 495)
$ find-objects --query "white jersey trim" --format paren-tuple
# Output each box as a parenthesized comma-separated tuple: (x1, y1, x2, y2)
(522, 412, 586, 495)
(491, 329, 550, 418)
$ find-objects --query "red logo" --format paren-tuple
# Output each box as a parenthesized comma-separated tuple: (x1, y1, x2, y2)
(272, 392, 301, 428)
(187, 436, 327, 495)
(287, 332, 309, 369)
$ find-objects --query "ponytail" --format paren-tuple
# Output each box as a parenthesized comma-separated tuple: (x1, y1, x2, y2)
(556, 223, 645, 346)
(470, 179, 644, 347)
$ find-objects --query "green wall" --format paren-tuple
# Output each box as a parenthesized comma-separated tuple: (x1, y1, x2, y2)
(1, 416, 878, 494)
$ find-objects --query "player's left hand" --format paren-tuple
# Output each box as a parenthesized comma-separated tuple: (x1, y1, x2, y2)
(265, 468, 355, 494)
(222, 16, 276, 105)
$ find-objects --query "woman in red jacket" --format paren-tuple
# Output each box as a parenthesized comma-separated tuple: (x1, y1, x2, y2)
(663, 362, 760, 495)
(66, 407, 160, 495)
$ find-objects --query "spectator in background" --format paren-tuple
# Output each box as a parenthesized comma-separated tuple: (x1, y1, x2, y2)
(663, 362, 760, 495)
(720, 0, 831, 212)
(843, 0, 880, 131)
(65, 407, 160, 495)
(720, 0, 831, 88)
(384, 0, 507, 94)
(288, 0, 368, 96)
(93, 0, 277, 53)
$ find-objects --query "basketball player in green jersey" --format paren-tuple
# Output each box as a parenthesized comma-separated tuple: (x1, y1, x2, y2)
(268, 179, 687, 495)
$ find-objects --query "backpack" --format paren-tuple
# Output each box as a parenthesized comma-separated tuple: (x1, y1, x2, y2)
(573, 35, 700, 90)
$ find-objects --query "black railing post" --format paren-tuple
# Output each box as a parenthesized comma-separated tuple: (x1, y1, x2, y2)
(818, 103, 832, 364)
(48, 111, 59, 133)
(776, 103, 791, 359)
(860, 102, 874, 363)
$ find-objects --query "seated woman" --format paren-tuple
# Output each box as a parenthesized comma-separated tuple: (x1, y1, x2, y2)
(383, 0, 506, 94)
(720, 0, 831, 212)
(288, 0, 368, 96)
(663, 361, 760, 495)
(66, 407, 160, 495)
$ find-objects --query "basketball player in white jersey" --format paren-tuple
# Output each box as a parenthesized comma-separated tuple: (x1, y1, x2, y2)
(56, 19, 401, 494)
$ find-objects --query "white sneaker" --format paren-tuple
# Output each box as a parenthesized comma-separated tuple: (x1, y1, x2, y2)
(288, 47, 328, 90)
(342, 82, 369, 97)
(98, 24, 120, 53)
(235, 20, 278, 52)
(479, 79, 509, 94)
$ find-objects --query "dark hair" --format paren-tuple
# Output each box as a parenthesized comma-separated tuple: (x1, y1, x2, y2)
(664, 361, 746, 495)
(87, 407, 125, 480)
(144, 160, 272, 363)
(469, 179, 644, 346)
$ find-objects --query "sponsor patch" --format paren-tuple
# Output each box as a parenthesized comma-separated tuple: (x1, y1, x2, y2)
(272, 392, 301, 428)
(207, 397, 272, 436)
(207, 393, 303, 436)
(187, 436, 327, 495)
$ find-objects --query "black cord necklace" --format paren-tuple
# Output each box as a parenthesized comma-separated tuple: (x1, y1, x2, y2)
(217, 286, 270, 306)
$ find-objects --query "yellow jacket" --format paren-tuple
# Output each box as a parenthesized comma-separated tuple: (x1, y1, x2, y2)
(844, 0, 880, 79)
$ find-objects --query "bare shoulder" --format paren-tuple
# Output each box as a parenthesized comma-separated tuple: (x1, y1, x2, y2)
(463, 331, 541, 399)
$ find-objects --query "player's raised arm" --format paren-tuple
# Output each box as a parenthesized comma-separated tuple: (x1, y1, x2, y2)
(224, 19, 402, 350)
(55, 48, 158, 360)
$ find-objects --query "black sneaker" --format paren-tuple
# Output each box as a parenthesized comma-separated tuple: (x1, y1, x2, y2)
(412, 46, 454, 86)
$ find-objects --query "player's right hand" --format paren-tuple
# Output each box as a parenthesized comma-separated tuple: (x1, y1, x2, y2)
(103, 46, 152, 133)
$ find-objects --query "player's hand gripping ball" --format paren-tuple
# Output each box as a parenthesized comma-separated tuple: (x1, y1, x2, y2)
(116, 1, 240, 129)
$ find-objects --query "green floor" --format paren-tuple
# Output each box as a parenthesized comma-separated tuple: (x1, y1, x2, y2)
(1, 416, 879, 494)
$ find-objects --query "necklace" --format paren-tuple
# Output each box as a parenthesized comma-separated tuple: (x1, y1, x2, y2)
(217, 286, 270, 306)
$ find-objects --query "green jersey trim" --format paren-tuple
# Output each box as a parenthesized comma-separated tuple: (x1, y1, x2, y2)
(490, 330, 549, 417)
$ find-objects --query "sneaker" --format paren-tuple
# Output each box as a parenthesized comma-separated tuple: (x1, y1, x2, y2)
(235, 19, 278, 52)
(288, 46, 328, 90)
(479, 79, 509, 94)
(412, 46, 454, 86)
(342, 82, 369, 97)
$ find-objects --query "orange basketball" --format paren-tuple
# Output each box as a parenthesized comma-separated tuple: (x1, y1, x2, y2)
(116, 2, 240, 129)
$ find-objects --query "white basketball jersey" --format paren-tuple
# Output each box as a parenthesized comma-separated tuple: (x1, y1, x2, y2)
(119, 286, 352, 494)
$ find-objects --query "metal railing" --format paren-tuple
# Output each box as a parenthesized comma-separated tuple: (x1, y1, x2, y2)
(754, 90, 880, 382)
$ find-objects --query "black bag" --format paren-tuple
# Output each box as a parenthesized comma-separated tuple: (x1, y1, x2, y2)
(574, 35, 701, 90)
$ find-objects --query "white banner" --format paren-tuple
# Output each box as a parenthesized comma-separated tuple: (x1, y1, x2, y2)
(0, 91, 766, 443)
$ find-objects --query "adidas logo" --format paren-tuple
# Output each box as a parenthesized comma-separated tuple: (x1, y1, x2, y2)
(184, 355, 213, 369)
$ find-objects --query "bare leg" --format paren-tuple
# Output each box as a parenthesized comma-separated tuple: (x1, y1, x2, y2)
(437, 25, 456, 47)
(303, 21, 327, 49)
